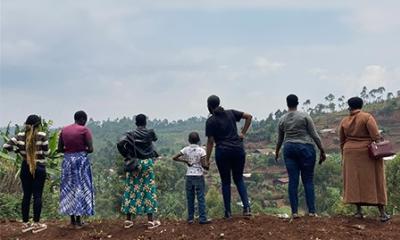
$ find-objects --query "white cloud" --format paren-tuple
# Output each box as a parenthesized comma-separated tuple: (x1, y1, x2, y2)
(360, 65, 387, 88)
(2, 40, 42, 64)
(308, 68, 328, 80)
(254, 57, 285, 73)
(344, 4, 400, 34)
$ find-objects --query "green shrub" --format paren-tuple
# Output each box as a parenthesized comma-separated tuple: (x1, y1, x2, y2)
(0, 193, 20, 220)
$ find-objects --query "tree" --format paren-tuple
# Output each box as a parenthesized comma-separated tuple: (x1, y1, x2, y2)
(274, 109, 283, 120)
(337, 95, 346, 110)
(324, 93, 336, 112)
(386, 92, 394, 100)
(386, 155, 400, 215)
(302, 99, 311, 113)
(369, 89, 378, 103)
(360, 86, 368, 101)
(266, 113, 274, 122)
(376, 87, 386, 102)
(314, 104, 326, 114)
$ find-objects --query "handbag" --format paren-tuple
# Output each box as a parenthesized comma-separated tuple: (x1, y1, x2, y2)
(368, 140, 396, 160)
(124, 157, 139, 172)
(121, 133, 139, 172)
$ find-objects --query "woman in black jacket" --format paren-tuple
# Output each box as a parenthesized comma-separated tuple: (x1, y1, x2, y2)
(120, 114, 160, 229)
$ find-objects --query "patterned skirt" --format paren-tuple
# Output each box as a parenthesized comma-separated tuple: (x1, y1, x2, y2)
(121, 159, 158, 216)
(60, 152, 95, 216)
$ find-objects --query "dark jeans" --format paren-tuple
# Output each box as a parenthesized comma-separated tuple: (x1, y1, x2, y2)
(186, 176, 207, 222)
(20, 160, 46, 223)
(215, 147, 249, 214)
(283, 142, 316, 214)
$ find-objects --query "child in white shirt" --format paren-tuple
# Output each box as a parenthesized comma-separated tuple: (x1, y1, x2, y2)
(173, 132, 211, 224)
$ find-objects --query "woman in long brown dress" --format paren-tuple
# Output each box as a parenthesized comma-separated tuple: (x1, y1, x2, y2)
(339, 97, 390, 222)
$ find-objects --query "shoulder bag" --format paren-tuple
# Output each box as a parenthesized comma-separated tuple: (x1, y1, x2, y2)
(368, 140, 396, 160)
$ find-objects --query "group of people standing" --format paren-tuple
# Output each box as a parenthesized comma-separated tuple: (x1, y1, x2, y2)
(4, 111, 96, 233)
(2, 94, 391, 234)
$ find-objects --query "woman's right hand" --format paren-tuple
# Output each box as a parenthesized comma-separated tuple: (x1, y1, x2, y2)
(319, 151, 326, 165)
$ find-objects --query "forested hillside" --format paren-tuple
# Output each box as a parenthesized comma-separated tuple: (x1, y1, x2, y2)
(1, 87, 399, 222)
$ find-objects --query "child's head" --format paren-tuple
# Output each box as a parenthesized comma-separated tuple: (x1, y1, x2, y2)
(188, 132, 200, 144)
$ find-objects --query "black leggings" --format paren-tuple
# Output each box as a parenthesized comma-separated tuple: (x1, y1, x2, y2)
(20, 161, 46, 223)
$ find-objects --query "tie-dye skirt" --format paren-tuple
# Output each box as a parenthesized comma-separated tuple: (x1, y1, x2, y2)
(121, 159, 158, 216)
(60, 152, 95, 216)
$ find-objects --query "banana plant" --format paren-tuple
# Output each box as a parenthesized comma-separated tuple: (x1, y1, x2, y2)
(0, 122, 23, 179)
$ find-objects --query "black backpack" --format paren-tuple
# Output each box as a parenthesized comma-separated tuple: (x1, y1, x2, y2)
(117, 133, 139, 172)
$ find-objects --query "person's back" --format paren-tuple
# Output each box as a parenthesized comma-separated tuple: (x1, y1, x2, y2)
(3, 115, 49, 233)
(275, 94, 326, 218)
(120, 114, 161, 229)
(205, 95, 253, 218)
(58, 111, 95, 227)
(181, 144, 206, 176)
(128, 127, 157, 159)
(278, 111, 320, 145)
(173, 132, 210, 224)
(339, 97, 389, 222)
(206, 109, 243, 149)
(340, 110, 377, 144)
(61, 123, 92, 153)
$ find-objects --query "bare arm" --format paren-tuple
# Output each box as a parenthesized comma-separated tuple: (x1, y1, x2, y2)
(275, 126, 284, 162)
(86, 138, 94, 153)
(205, 137, 215, 170)
(84, 128, 94, 153)
(275, 117, 285, 162)
(172, 152, 189, 164)
(57, 132, 65, 153)
(239, 113, 252, 139)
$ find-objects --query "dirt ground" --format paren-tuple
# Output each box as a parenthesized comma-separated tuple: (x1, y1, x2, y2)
(1, 215, 399, 240)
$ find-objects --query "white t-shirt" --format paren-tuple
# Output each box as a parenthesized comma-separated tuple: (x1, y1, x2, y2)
(180, 144, 206, 176)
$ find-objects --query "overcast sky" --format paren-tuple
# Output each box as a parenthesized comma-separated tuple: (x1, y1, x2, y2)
(1, 0, 400, 126)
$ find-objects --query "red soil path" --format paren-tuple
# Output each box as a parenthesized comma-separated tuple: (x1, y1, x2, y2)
(1, 215, 399, 240)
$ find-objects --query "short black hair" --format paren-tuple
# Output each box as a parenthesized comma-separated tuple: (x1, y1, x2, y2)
(188, 132, 200, 144)
(348, 97, 363, 110)
(74, 111, 87, 124)
(207, 95, 220, 114)
(135, 114, 147, 127)
(286, 94, 299, 108)
(207, 95, 220, 109)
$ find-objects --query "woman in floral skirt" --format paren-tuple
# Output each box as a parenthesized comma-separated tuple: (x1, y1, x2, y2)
(120, 114, 160, 229)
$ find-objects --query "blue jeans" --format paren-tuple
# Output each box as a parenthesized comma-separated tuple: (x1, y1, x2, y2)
(283, 142, 316, 214)
(186, 176, 207, 222)
(215, 147, 250, 214)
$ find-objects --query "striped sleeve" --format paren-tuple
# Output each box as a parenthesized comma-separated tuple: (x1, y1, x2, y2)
(3, 137, 17, 151)
(40, 133, 50, 156)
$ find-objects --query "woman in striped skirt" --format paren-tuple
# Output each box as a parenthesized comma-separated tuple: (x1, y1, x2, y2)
(58, 111, 95, 228)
